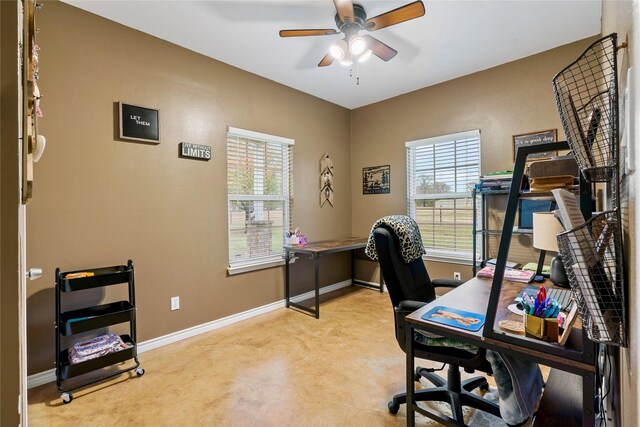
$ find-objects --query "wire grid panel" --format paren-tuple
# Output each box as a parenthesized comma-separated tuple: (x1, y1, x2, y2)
(557, 211, 626, 346)
(552, 34, 619, 182)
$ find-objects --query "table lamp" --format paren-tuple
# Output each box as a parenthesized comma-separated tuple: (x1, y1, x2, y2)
(532, 212, 569, 287)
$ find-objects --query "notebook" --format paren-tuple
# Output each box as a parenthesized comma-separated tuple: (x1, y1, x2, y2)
(476, 265, 535, 283)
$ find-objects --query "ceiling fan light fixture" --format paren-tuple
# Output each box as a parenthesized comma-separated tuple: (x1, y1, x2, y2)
(358, 49, 372, 63)
(339, 52, 353, 66)
(349, 36, 367, 56)
(330, 39, 348, 60)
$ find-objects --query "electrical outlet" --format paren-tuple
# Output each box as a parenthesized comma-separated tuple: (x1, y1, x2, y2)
(171, 296, 180, 311)
(453, 272, 461, 280)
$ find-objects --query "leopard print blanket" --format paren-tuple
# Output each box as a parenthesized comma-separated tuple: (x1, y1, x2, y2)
(365, 215, 426, 263)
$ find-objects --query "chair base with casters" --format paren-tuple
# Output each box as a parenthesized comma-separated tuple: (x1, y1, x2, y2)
(388, 364, 499, 424)
(371, 223, 501, 426)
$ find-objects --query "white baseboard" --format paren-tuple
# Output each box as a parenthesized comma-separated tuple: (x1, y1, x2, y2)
(27, 369, 56, 389)
(27, 279, 355, 389)
(354, 280, 387, 292)
(137, 298, 287, 354)
(289, 279, 351, 303)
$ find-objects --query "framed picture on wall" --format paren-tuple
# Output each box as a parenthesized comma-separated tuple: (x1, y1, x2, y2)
(119, 102, 160, 144)
(363, 165, 390, 194)
(512, 129, 557, 161)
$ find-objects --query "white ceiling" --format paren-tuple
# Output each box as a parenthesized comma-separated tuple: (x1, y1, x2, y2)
(63, 0, 602, 109)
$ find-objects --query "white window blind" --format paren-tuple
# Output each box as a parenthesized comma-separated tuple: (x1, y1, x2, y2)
(406, 130, 480, 260)
(227, 127, 293, 271)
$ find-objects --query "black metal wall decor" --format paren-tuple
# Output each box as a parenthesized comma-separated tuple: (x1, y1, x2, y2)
(118, 102, 159, 144)
(552, 33, 626, 347)
(363, 165, 390, 194)
(552, 34, 620, 184)
(179, 142, 211, 161)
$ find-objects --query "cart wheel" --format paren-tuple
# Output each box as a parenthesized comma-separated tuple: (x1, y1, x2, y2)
(61, 393, 73, 404)
(480, 381, 490, 392)
(388, 401, 400, 415)
(136, 367, 145, 377)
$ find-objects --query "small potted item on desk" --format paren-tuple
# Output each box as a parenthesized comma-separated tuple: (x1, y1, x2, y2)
(285, 228, 306, 246)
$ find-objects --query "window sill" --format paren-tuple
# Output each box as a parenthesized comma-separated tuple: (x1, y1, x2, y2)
(227, 256, 296, 275)
(422, 253, 477, 266)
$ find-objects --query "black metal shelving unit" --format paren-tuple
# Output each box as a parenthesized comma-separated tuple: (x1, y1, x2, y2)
(55, 260, 144, 403)
(473, 189, 536, 275)
(472, 188, 578, 275)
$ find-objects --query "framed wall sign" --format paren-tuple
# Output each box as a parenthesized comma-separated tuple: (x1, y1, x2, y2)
(512, 129, 557, 161)
(119, 102, 160, 144)
(363, 165, 390, 195)
(180, 142, 211, 161)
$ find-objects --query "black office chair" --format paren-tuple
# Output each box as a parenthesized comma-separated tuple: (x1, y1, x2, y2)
(372, 224, 501, 424)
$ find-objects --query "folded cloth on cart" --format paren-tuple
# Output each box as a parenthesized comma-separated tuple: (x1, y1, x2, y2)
(69, 333, 128, 365)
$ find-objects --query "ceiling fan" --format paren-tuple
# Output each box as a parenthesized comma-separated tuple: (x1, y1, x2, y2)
(279, 0, 426, 67)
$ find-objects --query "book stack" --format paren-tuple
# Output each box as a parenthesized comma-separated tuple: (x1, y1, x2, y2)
(475, 170, 513, 192)
(476, 265, 535, 283)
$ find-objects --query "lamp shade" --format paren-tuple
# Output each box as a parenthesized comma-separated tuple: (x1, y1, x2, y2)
(532, 212, 563, 252)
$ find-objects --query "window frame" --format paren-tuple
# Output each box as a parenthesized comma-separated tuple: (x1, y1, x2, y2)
(405, 129, 481, 264)
(226, 126, 294, 275)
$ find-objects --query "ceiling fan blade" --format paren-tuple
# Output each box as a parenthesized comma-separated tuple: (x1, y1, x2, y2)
(364, 1, 425, 31)
(318, 53, 335, 67)
(333, 0, 355, 24)
(363, 35, 397, 61)
(279, 29, 339, 37)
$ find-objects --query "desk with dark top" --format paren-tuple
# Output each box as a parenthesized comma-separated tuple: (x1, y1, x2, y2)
(284, 237, 382, 318)
(404, 277, 596, 427)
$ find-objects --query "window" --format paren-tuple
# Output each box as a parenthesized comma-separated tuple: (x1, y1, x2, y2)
(227, 127, 293, 274)
(406, 130, 481, 262)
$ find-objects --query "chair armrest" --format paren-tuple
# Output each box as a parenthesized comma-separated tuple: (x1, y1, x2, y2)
(432, 278, 464, 288)
(396, 300, 427, 314)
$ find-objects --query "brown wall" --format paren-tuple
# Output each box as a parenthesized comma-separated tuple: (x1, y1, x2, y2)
(27, 2, 352, 374)
(1, 1, 21, 424)
(601, 1, 636, 425)
(350, 37, 598, 280)
(26, 2, 615, 381)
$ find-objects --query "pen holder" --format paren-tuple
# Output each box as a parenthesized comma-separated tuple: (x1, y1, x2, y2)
(524, 314, 559, 342)
(284, 236, 299, 245)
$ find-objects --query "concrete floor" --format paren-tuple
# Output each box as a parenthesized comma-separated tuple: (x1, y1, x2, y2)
(28, 287, 498, 426)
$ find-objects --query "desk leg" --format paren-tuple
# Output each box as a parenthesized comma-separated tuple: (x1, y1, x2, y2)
(406, 323, 415, 427)
(285, 248, 290, 308)
(314, 254, 320, 319)
(350, 250, 355, 286)
(583, 373, 595, 427)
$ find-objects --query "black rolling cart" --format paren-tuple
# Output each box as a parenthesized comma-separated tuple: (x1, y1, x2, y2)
(55, 259, 144, 403)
